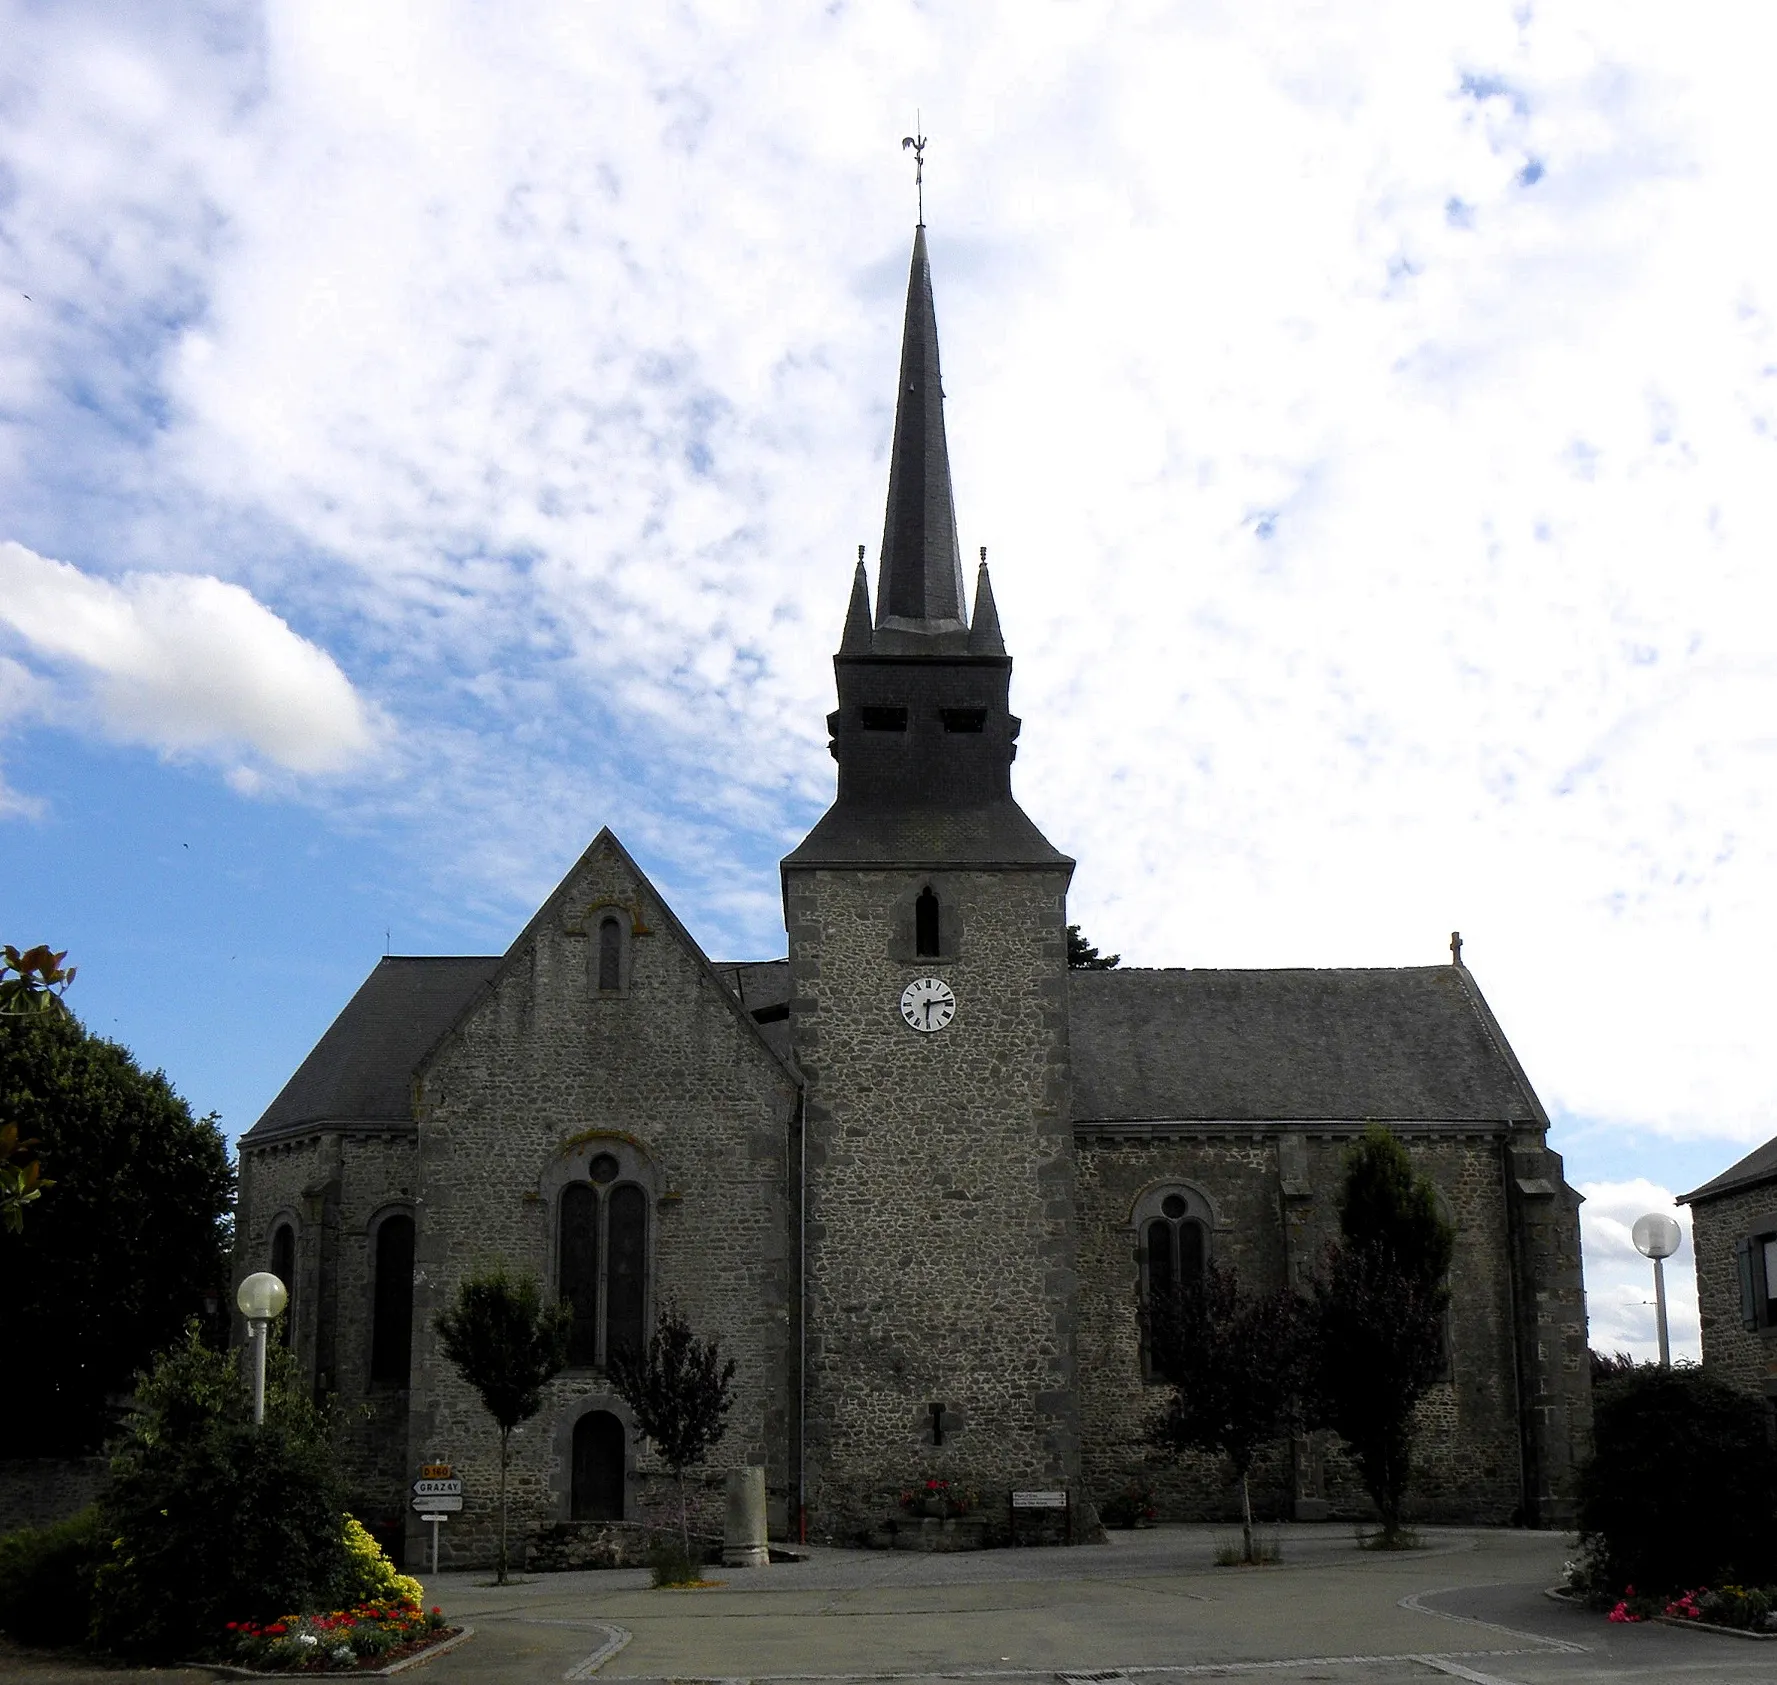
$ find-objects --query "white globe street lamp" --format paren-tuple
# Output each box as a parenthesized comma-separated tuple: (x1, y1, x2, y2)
(235, 1271, 289, 1425)
(1632, 1213, 1682, 1369)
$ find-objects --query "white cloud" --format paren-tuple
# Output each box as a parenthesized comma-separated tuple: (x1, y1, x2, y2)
(0, 542, 374, 777)
(1578, 1179, 1699, 1364)
(2, 1, 1777, 1170)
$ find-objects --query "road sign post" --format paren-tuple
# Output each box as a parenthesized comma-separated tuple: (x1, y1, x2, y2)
(412, 1469, 463, 1576)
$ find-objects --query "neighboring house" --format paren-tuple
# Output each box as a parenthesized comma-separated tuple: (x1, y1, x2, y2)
(235, 223, 1592, 1568)
(1681, 1136, 1777, 1412)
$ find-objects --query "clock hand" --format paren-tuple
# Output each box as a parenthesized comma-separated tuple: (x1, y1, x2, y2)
(923, 999, 933, 1027)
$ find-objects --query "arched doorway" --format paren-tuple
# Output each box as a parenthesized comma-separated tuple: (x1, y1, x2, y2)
(571, 1410, 626, 1521)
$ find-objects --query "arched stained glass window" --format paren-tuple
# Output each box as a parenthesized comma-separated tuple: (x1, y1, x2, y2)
(606, 1185, 648, 1363)
(597, 917, 622, 992)
(369, 1213, 415, 1385)
(270, 1222, 296, 1349)
(559, 1183, 601, 1367)
(915, 886, 940, 958)
(572, 1410, 626, 1520)
(1134, 1185, 1212, 1384)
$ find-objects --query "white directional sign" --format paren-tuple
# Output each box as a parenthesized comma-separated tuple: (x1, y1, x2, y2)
(412, 1476, 463, 1514)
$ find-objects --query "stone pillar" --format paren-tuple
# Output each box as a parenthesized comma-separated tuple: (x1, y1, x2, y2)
(724, 1466, 769, 1568)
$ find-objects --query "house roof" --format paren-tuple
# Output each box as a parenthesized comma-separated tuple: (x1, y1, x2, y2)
(1679, 1134, 1777, 1206)
(1068, 964, 1544, 1125)
(243, 956, 500, 1144)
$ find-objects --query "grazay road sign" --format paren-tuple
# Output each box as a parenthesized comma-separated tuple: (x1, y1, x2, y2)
(412, 1476, 463, 1513)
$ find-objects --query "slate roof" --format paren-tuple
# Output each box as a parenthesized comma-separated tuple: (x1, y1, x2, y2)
(784, 802, 1073, 871)
(1068, 965, 1544, 1125)
(243, 956, 500, 1144)
(1680, 1134, 1777, 1206)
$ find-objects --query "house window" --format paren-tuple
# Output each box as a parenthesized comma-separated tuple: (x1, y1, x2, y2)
(572, 1410, 626, 1521)
(558, 1179, 649, 1368)
(1737, 1231, 1777, 1330)
(597, 916, 623, 993)
(369, 1213, 415, 1386)
(915, 886, 941, 958)
(270, 1222, 296, 1349)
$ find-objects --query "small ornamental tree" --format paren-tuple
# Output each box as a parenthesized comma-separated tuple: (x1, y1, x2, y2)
(434, 1269, 572, 1585)
(1147, 1263, 1307, 1563)
(608, 1304, 736, 1554)
(1307, 1126, 1454, 1545)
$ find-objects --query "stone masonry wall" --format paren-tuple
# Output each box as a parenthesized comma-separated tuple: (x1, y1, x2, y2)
(406, 836, 799, 1569)
(1691, 1181, 1777, 1399)
(1075, 1127, 1529, 1525)
(236, 1130, 420, 1559)
(786, 866, 1080, 1543)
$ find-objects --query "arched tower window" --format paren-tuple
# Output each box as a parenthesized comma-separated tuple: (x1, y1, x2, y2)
(369, 1213, 415, 1386)
(571, 1410, 626, 1520)
(597, 916, 623, 992)
(269, 1222, 296, 1349)
(915, 886, 941, 958)
(556, 1162, 649, 1369)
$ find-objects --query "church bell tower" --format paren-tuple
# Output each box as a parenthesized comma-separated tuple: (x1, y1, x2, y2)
(782, 224, 1082, 1539)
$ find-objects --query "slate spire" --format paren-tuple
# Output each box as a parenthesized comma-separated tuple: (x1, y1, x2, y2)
(875, 226, 969, 636)
(967, 550, 1005, 655)
(840, 548, 873, 655)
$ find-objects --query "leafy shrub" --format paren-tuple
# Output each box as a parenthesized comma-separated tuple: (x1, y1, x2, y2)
(1578, 1365, 1777, 1596)
(0, 1507, 103, 1646)
(648, 1537, 701, 1588)
(91, 1325, 353, 1662)
(339, 1515, 424, 1608)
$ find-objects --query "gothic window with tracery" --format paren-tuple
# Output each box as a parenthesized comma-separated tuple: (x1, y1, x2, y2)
(1134, 1184, 1211, 1383)
(557, 1170, 649, 1368)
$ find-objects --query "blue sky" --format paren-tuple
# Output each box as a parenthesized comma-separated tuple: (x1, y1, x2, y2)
(8, 0, 1777, 1359)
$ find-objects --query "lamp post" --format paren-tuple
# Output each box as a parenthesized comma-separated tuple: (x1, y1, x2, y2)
(235, 1271, 290, 1425)
(1632, 1213, 1682, 1369)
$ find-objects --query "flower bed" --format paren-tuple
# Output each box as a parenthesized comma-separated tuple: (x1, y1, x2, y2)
(224, 1600, 452, 1672)
(1603, 1584, 1777, 1634)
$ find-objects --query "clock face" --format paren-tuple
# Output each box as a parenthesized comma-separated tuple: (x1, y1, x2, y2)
(900, 975, 956, 1034)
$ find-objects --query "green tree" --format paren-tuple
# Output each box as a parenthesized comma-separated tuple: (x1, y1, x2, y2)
(1066, 924, 1120, 969)
(0, 943, 74, 1231)
(1148, 1263, 1307, 1563)
(434, 1268, 572, 1585)
(1, 1004, 233, 1454)
(1307, 1126, 1454, 1545)
(609, 1304, 736, 1555)
(92, 1324, 351, 1663)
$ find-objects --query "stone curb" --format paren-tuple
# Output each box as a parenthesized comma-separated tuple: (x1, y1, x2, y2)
(1542, 1586, 1777, 1641)
(194, 1624, 475, 1678)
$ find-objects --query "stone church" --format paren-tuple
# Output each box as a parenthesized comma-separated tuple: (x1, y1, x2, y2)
(236, 225, 1591, 1566)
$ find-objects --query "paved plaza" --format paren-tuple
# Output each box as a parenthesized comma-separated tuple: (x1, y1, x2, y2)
(408, 1525, 1774, 1685)
(5, 1525, 1771, 1684)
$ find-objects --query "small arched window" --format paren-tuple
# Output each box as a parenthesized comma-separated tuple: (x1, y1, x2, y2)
(269, 1222, 296, 1349)
(597, 916, 623, 993)
(915, 886, 941, 958)
(556, 1174, 649, 1369)
(572, 1410, 626, 1520)
(369, 1213, 415, 1386)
